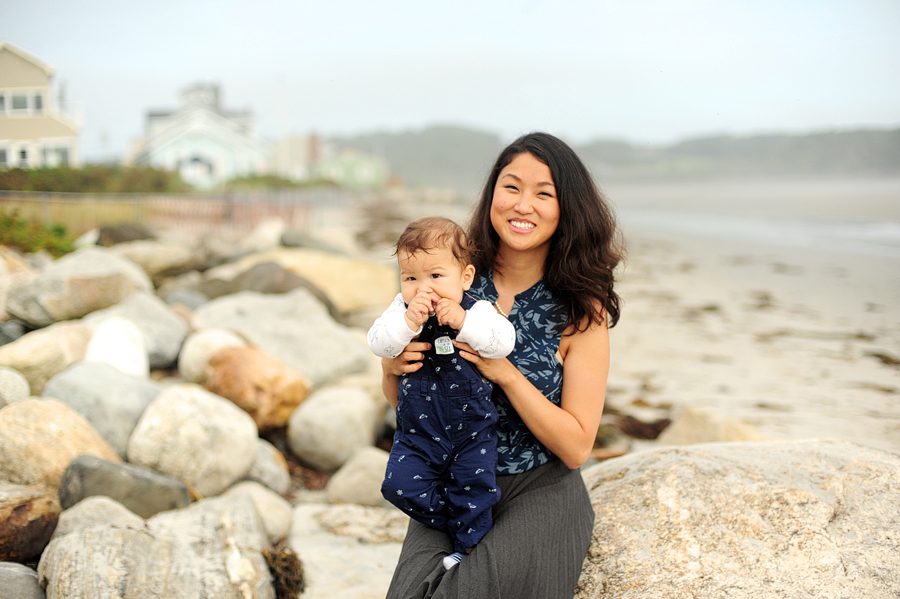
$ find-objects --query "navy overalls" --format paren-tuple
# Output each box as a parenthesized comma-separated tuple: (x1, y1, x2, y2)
(382, 294, 501, 553)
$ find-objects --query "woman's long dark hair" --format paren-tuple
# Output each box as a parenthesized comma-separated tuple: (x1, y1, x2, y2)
(469, 132, 623, 331)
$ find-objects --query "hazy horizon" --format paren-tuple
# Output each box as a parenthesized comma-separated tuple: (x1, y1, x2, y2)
(3, 0, 899, 162)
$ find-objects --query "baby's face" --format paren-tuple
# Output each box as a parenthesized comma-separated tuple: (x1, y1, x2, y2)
(398, 245, 475, 307)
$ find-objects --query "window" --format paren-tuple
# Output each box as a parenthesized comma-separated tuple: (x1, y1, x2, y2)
(0, 94, 5, 113)
(34, 93, 43, 112)
(12, 95, 27, 111)
(0, 149, 7, 168)
(19, 149, 28, 168)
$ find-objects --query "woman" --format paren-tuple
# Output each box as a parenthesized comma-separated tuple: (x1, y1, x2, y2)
(382, 132, 623, 599)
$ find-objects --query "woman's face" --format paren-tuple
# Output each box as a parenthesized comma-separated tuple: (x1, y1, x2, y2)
(490, 152, 560, 258)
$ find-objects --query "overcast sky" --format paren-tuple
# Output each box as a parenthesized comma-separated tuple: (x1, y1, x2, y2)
(3, 0, 899, 161)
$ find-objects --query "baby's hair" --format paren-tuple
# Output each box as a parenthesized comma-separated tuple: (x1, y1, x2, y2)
(395, 216, 472, 267)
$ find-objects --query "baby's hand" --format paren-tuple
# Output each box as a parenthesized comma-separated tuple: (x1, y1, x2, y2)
(405, 290, 437, 329)
(434, 298, 466, 330)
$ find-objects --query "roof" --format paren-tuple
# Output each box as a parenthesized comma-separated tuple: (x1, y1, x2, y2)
(0, 114, 79, 139)
(0, 41, 54, 77)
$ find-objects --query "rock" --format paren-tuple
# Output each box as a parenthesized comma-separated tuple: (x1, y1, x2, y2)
(244, 438, 291, 496)
(85, 291, 189, 370)
(0, 320, 27, 346)
(0, 398, 120, 497)
(39, 494, 274, 598)
(657, 405, 769, 445)
(288, 503, 405, 599)
(59, 455, 190, 519)
(84, 316, 149, 377)
(203, 346, 310, 432)
(192, 289, 370, 388)
(51, 495, 143, 538)
(108, 238, 196, 280)
(43, 362, 162, 459)
(199, 261, 328, 308)
(325, 446, 390, 507)
(280, 230, 347, 254)
(73, 228, 99, 248)
(238, 217, 286, 254)
(223, 481, 292, 545)
(0, 366, 30, 405)
(211, 247, 397, 315)
(127, 384, 258, 497)
(575, 439, 900, 599)
(5, 247, 152, 327)
(0, 561, 45, 599)
(0, 482, 60, 563)
(178, 327, 247, 383)
(163, 287, 209, 310)
(96, 222, 156, 246)
(287, 386, 379, 471)
(0, 322, 91, 395)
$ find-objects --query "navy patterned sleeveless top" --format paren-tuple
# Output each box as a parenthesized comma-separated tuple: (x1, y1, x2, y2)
(467, 271, 567, 474)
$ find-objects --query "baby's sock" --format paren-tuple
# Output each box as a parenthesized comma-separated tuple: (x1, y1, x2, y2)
(442, 552, 463, 570)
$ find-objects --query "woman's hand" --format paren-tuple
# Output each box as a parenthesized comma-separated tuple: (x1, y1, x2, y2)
(381, 341, 431, 409)
(383, 341, 432, 376)
(454, 340, 519, 387)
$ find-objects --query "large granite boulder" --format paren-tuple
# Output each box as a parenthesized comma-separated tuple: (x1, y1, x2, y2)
(5, 247, 152, 327)
(0, 398, 120, 498)
(0, 482, 60, 563)
(575, 439, 900, 599)
(85, 291, 189, 370)
(287, 386, 380, 471)
(43, 362, 162, 458)
(59, 455, 190, 519)
(191, 289, 370, 388)
(223, 481, 293, 545)
(38, 494, 274, 598)
(108, 238, 197, 280)
(202, 345, 310, 432)
(0, 322, 91, 395)
(205, 247, 397, 315)
(127, 384, 258, 497)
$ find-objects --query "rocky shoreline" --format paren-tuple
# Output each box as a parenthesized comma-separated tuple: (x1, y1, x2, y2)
(1, 208, 898, 598)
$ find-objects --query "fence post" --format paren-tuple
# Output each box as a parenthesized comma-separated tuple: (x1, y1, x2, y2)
(41, 194, 51, 226)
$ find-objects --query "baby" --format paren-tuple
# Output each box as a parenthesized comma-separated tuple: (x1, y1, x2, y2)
(367, 216, 516, 570)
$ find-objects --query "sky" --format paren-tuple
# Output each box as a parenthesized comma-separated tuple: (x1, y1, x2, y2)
(2, 0, 899, 162)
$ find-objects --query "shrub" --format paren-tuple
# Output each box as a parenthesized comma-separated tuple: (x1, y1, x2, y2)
(0, 209, 75, 257)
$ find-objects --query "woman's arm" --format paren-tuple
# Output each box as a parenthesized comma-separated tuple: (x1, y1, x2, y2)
(456, 316, 609, 470)
(380, 341, 432, 410)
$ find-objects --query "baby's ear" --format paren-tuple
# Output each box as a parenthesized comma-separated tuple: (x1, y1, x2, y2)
(462, 264, 476, 290)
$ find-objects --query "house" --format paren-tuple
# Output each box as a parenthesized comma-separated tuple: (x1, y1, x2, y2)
(128, 82, 269, 189)
(0, 41, 80, 169)
(314, 147, 390, 191)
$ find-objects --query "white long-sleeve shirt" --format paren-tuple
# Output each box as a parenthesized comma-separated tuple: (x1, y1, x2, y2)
(367, 293, 515, 360)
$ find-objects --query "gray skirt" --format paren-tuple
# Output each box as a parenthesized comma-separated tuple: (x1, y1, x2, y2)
(385, 459, 595, 599)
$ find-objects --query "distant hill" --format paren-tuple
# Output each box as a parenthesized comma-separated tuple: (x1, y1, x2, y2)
(328, 125, 900, 193)
(329, 125, 504, 195)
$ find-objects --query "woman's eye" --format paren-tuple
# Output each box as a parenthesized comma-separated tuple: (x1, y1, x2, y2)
(505, 185, 518, 192)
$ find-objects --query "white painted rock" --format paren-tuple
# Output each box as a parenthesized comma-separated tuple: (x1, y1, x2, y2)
(84, 316, 149, 377)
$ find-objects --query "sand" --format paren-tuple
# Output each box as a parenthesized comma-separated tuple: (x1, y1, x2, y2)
(318, 177, 900, 456)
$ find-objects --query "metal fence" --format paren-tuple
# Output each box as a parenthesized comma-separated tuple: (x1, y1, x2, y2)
(0, 187, 362, 236)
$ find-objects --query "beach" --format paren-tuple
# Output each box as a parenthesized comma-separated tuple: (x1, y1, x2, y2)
(334, 177, 900, 456)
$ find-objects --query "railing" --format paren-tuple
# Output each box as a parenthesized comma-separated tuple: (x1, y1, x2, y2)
(0, 188, 362, 236)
